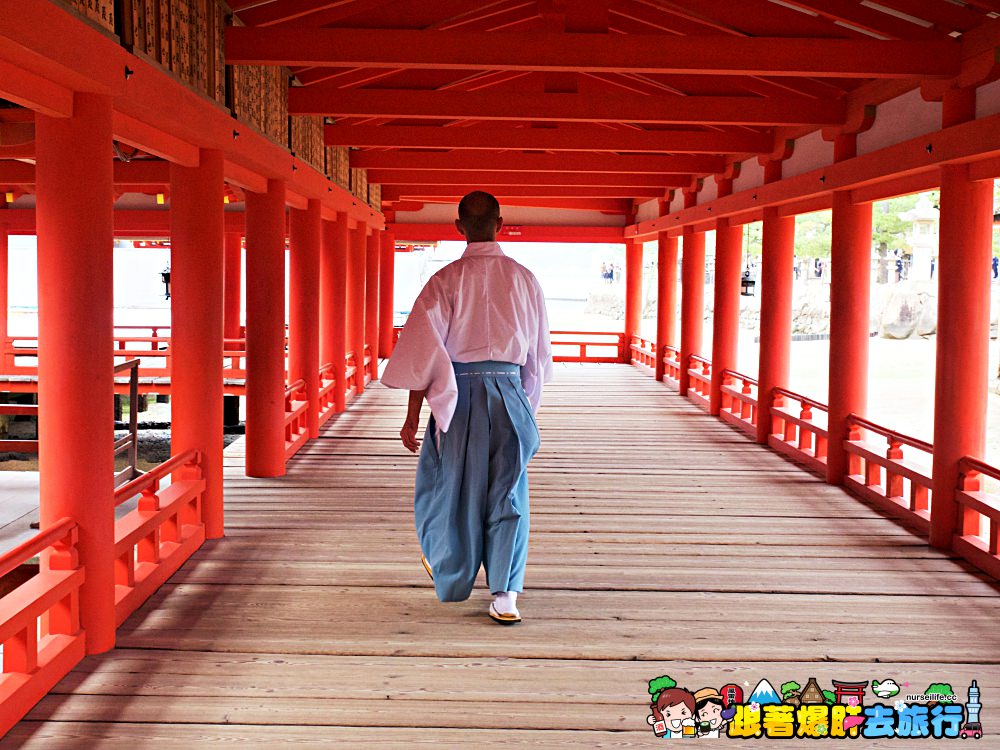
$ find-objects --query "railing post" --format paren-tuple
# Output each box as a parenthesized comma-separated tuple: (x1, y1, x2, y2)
(36, 92, 116, 654)
(959, 466, 983, 538)
(886, 438, 904, 500)
(798, 403, 813, 451)
(846, 420, 862, 476)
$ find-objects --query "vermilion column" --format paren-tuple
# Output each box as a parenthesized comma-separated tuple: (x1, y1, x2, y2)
(711, 218, 742, 415)
(36, 93, 116, 654)
(223, 232, 243, 342)
(827, 190, 872, 484)
(755, 207, 795, 444)
(655, 231, 678, 382)
(623, 239, 643, 362)
(349, 225, 367, 393)
(0, 221, 8, 368)
(244, 180, 287, 477)
(379, 229, 396, 358)
(365, 228, 381, 380)
(170, 149, 225, 539)
(679, 227, 705, 395)
(289, 199, 321, 438)
(930, 163, 993, 549)
(321, 213, 349, 411)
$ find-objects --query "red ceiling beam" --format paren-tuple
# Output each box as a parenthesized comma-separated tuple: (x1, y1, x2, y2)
(227, 27, 959, 78)
(0, 208, 246, 236)
(293, 89, 846, 126)
(0, 160, 175, 187)
(390, 197, 634, 212)
(326, 123, 773, 154)
(390, 223, 626, 243)
(350, 150, 727, 174)
(383, 185, 667, 199)
(368, 169, 692, 187)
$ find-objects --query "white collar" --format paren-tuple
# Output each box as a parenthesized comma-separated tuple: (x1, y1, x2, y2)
(461, 241, 505, 258)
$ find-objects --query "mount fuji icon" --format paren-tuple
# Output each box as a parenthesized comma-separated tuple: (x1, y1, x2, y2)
(748, 679, 783, 705)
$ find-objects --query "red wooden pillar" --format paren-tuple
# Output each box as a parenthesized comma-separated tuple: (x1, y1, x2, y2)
(321, 213, 348, 412)
(223, 232, 242, 343)
(623, 239, 642, 362)
(349, 225, 367, 393)
(827, 189, 872, 484)
(289, 199, 321, 438)
(711, 218, 742, 415)
(755, 206, 795, 444)
(930, 163, 993, 549)
(365, 228, 381, 380)
(170, 149, 225, 539)
(0, 221, 7, 370)
(679, 227, 705, 396)
(655, 231, 678, 382)
(379, 229, 396, 358)
(244, 179, 287, 477)
(36, 93, 116, 654)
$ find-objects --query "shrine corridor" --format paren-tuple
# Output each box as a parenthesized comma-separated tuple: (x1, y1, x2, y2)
(4, 364, 998, 748)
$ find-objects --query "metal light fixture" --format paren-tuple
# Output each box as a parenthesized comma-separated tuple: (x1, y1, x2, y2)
(741, 223, 755, 296)
(160, 265, 171, 300)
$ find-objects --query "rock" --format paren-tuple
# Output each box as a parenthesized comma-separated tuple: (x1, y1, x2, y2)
(879, 290, 920, 339)
(915, 292, 937, 337)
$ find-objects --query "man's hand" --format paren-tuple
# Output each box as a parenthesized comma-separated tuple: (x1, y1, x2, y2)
(400, 416, 421, 453)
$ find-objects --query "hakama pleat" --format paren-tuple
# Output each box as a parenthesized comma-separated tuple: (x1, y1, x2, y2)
(413, 360, 540, 602)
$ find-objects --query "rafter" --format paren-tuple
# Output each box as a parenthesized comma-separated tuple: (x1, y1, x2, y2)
(292, 89, 846, 126)
(383, 185, 668, 199)
(350, 150, 726, 174)
(227, 27, 959, 78)
(325, 123, 772, 153)
(368, 169, 692, 187)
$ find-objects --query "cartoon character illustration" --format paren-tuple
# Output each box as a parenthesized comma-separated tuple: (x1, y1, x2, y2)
(647, 676, 698, 739)
(872, 679, 901, 699)
(694, 687, 737, 738)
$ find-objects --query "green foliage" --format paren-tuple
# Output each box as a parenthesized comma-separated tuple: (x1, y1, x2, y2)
(648, 675, 677, 699)
(925, 683, 955, 703)
(872, 191, 938, 253)
(780, 681, 801, 698)
(822, 690, 836, 705)
(794, 211, 832, 259)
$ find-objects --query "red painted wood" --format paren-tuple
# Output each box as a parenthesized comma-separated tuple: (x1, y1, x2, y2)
(710, 220, 742, 415)
(223, 233, 243, 341)
(623, 239, 642, 362)
(654, 231, 678, 382)
(378, 229, 396, 358)
(348, 225, 367, 395)
(245, 179, 287, 478)
(289, 199, 322, 439)
(170, 149, 226, 539)
(365, 229, 381, 380)
(320, 214, 349, 412)
(35, 92, 116, 655)
(679, 224, 705, 397)
(827, 191, 872, 485)
(368, 170, 692, 188)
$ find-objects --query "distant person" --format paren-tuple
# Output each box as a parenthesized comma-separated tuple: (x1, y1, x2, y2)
(895, 256, 903, 282)
(992, 255, 998, 280)
(381, 191, 553, 626)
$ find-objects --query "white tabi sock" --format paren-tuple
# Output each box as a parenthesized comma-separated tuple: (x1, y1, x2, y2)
(492, 591, 519, 616)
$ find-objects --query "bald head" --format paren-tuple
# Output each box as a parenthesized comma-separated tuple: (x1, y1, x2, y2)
(456, 191, 503, 242)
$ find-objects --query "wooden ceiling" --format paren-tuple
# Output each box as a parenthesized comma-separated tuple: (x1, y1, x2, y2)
(224, 0, 1000, 214)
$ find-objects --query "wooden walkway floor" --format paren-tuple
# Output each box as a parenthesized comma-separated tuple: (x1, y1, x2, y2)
(5, 364, 999, 748)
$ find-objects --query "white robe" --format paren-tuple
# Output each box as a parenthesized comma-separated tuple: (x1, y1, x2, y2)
(381, 241, 553, 433)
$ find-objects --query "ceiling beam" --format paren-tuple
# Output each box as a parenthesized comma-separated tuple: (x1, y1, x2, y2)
(0, 160, 172, 186)
(325, 124, 773, 153)
(227, 27, 959, 78)
(383, 185, 668, 199)
(292, 89, 846, 126)
(368, 169, 691, 187)
(350, 150, 726, 174)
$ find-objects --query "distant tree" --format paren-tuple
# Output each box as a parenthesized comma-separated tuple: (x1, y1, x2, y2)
(794, 211, 832, 258)
(781, 681, 801, 699)
(648, 675, 677, 701)
(823, 690, 836, 705)
(925, 683, 955, 704)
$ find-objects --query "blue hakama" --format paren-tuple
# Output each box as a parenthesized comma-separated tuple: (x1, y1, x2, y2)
(414, 360, 540, 602)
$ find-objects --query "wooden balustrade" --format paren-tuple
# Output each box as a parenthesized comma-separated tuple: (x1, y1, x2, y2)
(345, 351, 359, 405)
(629, 335, 657, 372)
(0, 517, 84, 736)
(954, 457, 1000, 579)
(113, 450, 206, 626)
(686, 354, 712, 410)
(662, 345, 682, 389)
(843, 414, 934, 534)
(551, 330, 626, 363)
(317, 362, 338, 428)
(768, 387, 829, 477)
(0, 404, 38, 454)
(283, 380, 310, 460)
(718, 369, 758, 437)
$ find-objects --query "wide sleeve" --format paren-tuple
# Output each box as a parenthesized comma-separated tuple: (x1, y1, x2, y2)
(380, 275, 459, 432)
(520, 278, 553, 414)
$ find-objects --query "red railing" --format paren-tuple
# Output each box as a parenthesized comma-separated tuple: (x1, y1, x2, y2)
(0, 517, 84, 736)
(363, 344, 373, 385)
(843, 415, 933, 534)
(345, 351, 359, 405)
(0, 404, 38, 454)
(662, 345, 682, 388)
(284, 380, 310, 460)
(223, 337, 247, 380)
(317, 362, 338, 428)
(719, 369, 758, 437)
(113, 450, 205, 626)
(629, 335, 657, 371)
(955, 457, 1000, 579)
(686, 355, 712, 410)
(113, 359, 142, 488)
(551, 330, 626, 363)
(768, 388, 829, 477)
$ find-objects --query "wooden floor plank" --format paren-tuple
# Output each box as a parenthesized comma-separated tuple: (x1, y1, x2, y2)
(5, 364, 997, 748)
